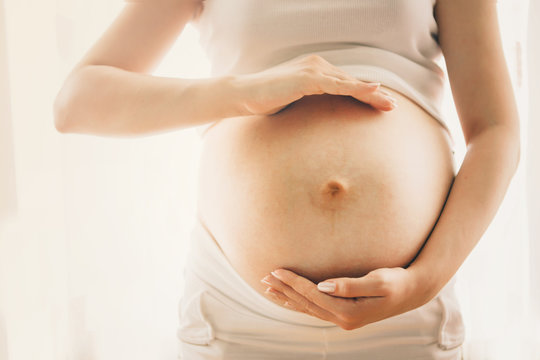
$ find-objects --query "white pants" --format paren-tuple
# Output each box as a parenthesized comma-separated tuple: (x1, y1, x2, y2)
(177, 218, 465, 359)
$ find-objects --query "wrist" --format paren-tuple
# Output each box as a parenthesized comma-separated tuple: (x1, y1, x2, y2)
(220, 74, 254, 117)
(407, 263, 444, 304)
(183, 75, 252, 124)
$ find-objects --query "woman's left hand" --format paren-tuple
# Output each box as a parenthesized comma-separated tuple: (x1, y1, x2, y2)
(260, 267, 434, 330)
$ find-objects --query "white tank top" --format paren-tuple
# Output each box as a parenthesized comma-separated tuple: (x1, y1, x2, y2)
(189, 0, 451, 141)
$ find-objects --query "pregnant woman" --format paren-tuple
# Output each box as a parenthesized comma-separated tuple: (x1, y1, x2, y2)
(53, 0, 521, 359)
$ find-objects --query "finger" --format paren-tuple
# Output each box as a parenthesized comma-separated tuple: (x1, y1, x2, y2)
(293, 54, 394, 104)
(264, 273, 347, 324)
(263, 273, 336, 318)
(313, 63, 396, 101)
(296, 69, 374, 96)
(270, 269, 353, 313)
(270, 282, 372, 330)
(268, 272, 394, 329)
(356, 88, 397, 111)
(314, 75, 397, 111)
(325, 68, 381, 92)
(309, 75, 374, 97)
(265, 285, 342, 324)
(347, 80, 397, 108)
(263, 287, 321, 317)
(353, 83, 399, 111)
(378, 88, 393, 97)
(263, 287, 302, 310)
(316, 58, 378, 89)
(300, 54, 360, 84)
(317, 276, 389, 298)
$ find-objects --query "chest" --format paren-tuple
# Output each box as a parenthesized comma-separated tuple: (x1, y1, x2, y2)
(193, 0, 438, 49)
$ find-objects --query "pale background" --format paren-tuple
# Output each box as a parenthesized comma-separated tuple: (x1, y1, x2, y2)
(0, 0, 538, 359)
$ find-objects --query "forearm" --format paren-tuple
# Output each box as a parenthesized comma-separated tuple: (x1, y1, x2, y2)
(53, 65, 247, 136)
(408, 124, 520, 301)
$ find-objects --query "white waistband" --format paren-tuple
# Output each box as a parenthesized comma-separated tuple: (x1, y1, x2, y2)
(184, 217, 458, 328)
(185, 217, 338, 327)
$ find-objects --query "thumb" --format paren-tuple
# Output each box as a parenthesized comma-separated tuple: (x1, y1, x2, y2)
(317, 276, 383, 297)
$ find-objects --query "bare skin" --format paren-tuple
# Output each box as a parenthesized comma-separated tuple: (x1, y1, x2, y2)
(259, 0, 521, 331)
(52, 3, 394, 135)
(54, 0, 520, 332)
(197, 85, 455, 302)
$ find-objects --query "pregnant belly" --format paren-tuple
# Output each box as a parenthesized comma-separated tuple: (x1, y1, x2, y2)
(196, 86, 456, 300)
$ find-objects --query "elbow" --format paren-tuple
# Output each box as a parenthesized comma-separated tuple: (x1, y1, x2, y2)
(512, 136, 521, 175)
(508, 122, 521, 175)
(53, 71, 78, 134)
(52, 66, 89, 134)
(503, 125, 521, 176)
(53, 90, 70, 133)
(468, 123, 521, 175)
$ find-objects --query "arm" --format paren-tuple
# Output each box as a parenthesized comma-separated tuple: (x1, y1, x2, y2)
(407, 0, 521, 299)
(54, 66, 244, 136)
(53, 1, 395, 137)
(257, 0, 521, 330)
(53, 0, 247, 136)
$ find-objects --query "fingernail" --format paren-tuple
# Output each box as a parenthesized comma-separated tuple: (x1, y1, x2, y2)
(265, 287, 277, 296)
(260, 278, 272, 286)
(271, 271, 281, 279)
(366, 82, 380, 88)
(386, 97, 398, 108)
(317, 282, 335, 293)
(385, 95, 397, 103)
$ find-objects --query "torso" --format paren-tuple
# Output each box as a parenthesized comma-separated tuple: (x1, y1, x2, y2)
(196, 86, 456, 299)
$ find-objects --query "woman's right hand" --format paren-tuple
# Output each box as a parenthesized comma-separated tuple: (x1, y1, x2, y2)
(235, 54, 398, 116)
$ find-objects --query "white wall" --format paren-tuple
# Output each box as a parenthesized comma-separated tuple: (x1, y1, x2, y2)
(0, 1, 209, 359)
(526, 0, 540, 338)
(0, 0, 538, 359)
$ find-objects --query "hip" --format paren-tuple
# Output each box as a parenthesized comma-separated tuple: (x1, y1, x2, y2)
(177, 218, 465, 359)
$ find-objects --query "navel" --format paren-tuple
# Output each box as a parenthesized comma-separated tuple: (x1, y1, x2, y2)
(321, 180, 347, 198)
(309, 178, 350, 211)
